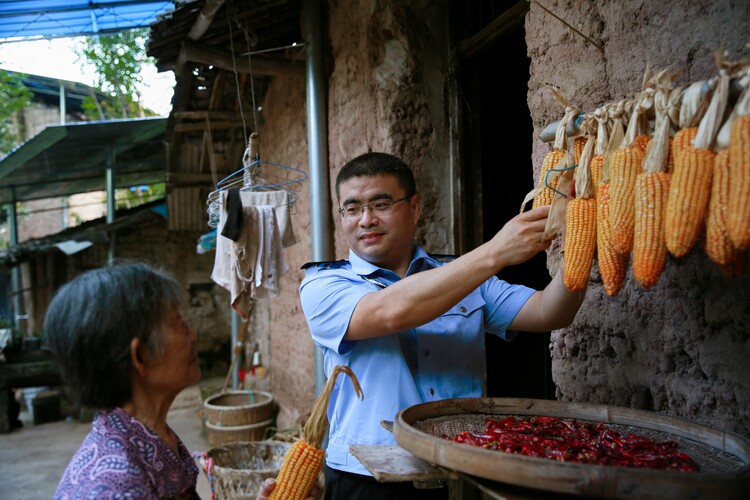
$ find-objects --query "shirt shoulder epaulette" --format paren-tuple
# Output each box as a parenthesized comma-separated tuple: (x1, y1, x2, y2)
(427, 253, 457, 263)
(300, 259, 350, 270)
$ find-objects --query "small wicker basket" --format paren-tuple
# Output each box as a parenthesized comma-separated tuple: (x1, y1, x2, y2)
(196, 440, 291, 500)
(206, 418, 274, 447)
(204, 390, 273, 426)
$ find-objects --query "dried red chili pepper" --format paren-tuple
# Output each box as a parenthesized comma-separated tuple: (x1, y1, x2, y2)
(443, 415, 699, 472)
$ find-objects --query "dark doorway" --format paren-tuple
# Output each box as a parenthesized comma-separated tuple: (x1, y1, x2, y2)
(454, 2, 555, 400)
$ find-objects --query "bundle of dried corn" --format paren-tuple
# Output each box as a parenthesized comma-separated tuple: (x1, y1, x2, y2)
(633, 71, 674, 289)
(666, 60, 731, 258)
(268, 366, 363, 500)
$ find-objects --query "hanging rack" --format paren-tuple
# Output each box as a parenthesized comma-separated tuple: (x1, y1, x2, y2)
(206, 133, 307, 227)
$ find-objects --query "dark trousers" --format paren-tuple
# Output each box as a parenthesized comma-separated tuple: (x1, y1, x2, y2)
(324, 465, 448, 500)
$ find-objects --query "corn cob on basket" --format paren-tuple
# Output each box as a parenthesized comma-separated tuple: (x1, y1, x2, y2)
(268, 365, 364, 500)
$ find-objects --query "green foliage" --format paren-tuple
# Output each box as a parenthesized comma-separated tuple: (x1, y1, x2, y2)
(0, 69, 33, 155)
(77, 29, 159, 120)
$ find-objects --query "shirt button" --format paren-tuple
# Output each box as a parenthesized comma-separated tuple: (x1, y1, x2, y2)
(429, 388, 435, 396)
(460, 306, 467, 313)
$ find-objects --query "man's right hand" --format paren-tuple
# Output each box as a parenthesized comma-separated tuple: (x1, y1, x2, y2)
(488, 205, 552, 268)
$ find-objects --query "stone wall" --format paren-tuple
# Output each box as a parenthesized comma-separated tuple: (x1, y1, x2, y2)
(524, 0, 750, 437)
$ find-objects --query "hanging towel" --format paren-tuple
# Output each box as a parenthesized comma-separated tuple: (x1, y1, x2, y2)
(237, 190, 297, 247)
(211, 196, 236, 294)
(211, 191, 290, 318)
(251, 205, 288, 298)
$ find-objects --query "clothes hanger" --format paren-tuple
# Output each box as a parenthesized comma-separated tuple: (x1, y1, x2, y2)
(206, 133, 306, 227)
(217, 133, 307, 192)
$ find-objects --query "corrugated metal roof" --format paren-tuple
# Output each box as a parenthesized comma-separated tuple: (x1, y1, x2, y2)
(0, 117, 167, 204)
(0, 198, 167, 266)
(17, 70, 109, 115)
(0, 0, 176, 40)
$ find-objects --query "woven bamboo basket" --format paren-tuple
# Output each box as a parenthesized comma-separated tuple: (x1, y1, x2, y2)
(196, 440, 291, 500)
(206, 418, 274, 447)
(204, 390, 273, 426)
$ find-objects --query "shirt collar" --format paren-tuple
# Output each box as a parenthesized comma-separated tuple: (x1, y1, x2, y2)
(349, 244, 433, 279)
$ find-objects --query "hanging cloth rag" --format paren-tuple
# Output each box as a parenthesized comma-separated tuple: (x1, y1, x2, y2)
(211, 191, 292, 317)
(249, 205, 288, 298)
(220, 189, 243, 241)
(236, 190, 297, 247)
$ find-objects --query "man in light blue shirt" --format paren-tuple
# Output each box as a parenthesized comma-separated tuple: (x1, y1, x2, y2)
(300, 152, 587, 499)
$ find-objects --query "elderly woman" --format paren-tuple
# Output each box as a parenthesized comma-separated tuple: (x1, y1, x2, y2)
(46, 261, 201, 499)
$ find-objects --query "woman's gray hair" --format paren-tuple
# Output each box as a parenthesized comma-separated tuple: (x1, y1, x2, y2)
(45, 260, 184, 409)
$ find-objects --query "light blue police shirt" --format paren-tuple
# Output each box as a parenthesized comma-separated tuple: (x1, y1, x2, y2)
(299, 245, 536, 476)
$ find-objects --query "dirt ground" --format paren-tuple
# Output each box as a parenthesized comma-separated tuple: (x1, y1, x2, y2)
(0, 379, 226, 499)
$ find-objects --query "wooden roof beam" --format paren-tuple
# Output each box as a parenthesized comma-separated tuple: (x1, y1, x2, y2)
(177, 40, 304, 77)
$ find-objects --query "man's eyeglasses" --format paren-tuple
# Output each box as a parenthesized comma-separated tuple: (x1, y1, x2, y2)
(338, 195, 413, 219)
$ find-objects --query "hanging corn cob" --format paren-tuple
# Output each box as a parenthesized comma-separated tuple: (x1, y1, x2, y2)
(669, 81, 705, 175)
(532, 149, 565, 209)
(609, 146, 644, 255)
(573, 135, 587, 165)
(269, 366, 363, 500)
(531, 87, 580, 209)
(666, 65, 730, 258)
(725, 80, 750, 250)
(634, 134, 652, 154)
(596, 103, 629, 296)
(609, 91, 653, 255)
(705, 148, 745, 270)
(633, 70, 655, 155)
(633, 72, 673, 289)
(597, 184, 629, 296)
(564, 128, 597, 291)
(541, 149, 576, 242)
(590, 155, 604, 198)
(665, 85, 685, 174)
(671, 127, 698, 165)
(590, 106, 609, 198)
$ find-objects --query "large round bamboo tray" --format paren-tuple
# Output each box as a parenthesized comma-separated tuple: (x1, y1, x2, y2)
(204, 390, 273, 426)
(394, 397, 750, 499)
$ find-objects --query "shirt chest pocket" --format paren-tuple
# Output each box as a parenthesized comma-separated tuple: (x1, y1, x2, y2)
(419, 292, 486, 337)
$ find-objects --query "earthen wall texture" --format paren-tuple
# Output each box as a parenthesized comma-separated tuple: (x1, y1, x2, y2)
(525, 0, 750, 437)
(258, 70, 317, 428)
(265, 0, 453, 429)
(260, 0, 750, 440)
